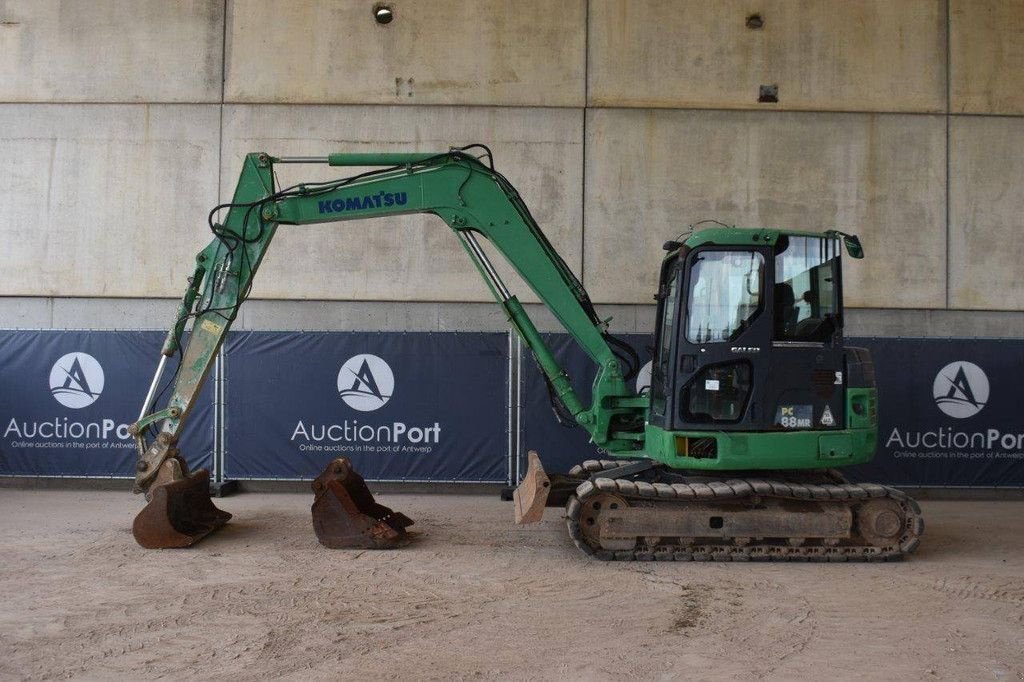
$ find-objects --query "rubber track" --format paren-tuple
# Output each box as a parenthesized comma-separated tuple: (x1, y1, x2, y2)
(568, 459, 642, 476)
(565, 473, 924, 562)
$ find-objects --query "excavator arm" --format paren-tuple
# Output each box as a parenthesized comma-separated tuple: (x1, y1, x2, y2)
(129, 147, 647, 547)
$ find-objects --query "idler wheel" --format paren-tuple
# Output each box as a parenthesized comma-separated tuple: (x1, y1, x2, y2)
(856, 498, 906, 547)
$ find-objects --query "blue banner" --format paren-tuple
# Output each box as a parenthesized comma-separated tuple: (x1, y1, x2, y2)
(0, 331, 213, 477)
(847, 337, 1024, 487)
(3, 329, 1019, 487)
(224, 331, 509, 482)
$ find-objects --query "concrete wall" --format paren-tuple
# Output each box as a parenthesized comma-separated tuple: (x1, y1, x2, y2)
(1, 0, 1023, 335)
(949, 116, 1024, 309)
(588, 0, 946, 112)
(225, 0, 586, 106)
(0, 104, 220, 297)
(951, 0, 1024, 114)
(220, 104, 582, 302)
(0, 1, 223, 102)
(584, 109, 946, 307)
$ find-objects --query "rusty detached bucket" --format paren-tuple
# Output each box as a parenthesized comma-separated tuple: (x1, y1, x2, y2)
(132, 454, 232, 549)
(311, 458, 414, 549)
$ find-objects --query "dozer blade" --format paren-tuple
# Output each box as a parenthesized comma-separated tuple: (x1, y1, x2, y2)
(513, 450, 551, 524)
(132, 457, 231, 549)
(311, 458, 414, 549)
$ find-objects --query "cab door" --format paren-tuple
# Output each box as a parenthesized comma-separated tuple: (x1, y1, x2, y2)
(671, 247, 774, 432)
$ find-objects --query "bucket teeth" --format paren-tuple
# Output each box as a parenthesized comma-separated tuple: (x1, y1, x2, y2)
(132, 459, 231, 549)
(310, 458, 413, 549)
(513, 450, 551, 524)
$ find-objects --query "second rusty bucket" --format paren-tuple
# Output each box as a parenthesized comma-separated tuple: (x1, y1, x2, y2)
(310, 457, 414, 549)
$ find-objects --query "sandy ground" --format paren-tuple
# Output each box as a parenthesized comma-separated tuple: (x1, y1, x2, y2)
(0, 491, 1022, 681)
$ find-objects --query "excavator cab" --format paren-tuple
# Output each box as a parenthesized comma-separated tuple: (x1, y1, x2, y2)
(516, 229, 877, 522)
(515, 227, 918, 561)
(646, 229, 874, 470)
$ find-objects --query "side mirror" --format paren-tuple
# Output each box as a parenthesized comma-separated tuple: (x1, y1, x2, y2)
(842, 234, 864, 259)
(826, 230, 864, 259)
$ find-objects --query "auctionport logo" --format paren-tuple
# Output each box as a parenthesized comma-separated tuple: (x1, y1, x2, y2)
(337, 354, 394, 412)
(49, 352, 104, 409)
(933, 361, 988, 419)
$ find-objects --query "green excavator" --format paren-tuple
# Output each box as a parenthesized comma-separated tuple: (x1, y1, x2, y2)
(129, 146, 923, 560)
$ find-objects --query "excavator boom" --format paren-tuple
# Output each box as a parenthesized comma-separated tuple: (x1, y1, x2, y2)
(130, 147, 646, 548)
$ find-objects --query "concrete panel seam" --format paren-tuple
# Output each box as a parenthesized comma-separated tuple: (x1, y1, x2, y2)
(216, 101, 591, 112)
(947, 112, 1024, 120)
(584, 104, 1018, 119)
(217, 0, 227, 226)
(945, 0, 951, 309)
(580, 0, 589, 286)
(0, 102, 1017, 118)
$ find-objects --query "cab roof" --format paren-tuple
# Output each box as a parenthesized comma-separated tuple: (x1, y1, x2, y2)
(681, 226, 835, 250)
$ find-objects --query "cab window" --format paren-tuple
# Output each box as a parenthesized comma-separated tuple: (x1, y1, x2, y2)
(774, 236, 840, 342)
(685, 250, 764, 344)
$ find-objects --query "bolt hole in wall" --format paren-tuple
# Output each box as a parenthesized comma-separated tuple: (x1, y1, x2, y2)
(759, 84, 779, 103)
(373, 3, 393, 25)
(746, 13, 764, 29)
